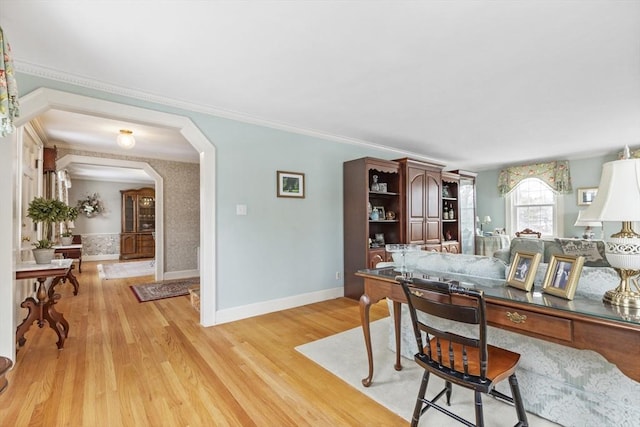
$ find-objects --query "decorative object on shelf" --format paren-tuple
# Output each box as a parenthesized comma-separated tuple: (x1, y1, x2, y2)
(277, 170, 305, 198)
(116, 129, 135, 149)
(372, 233, 385, 247)
(577, 187, 598, 206)
(370, 208, 379, 221)
(581, 146, 640, 310)
(0, 26, 19, 137)
(385, 243, 420, 274)
(373, 206, 385, 220)
(385, 210, 396, 220)
(574, 211, 602, 239)
(27, 197, 70, 263)
(367, 202, 372, 217)
(370, 174, 380, 192)
(378, 183, 387, 192)
(442, 185, 451, 198)
(77, 192, 105, 217)
(542, 254, 585, 300)
(507, 251, 541, 291)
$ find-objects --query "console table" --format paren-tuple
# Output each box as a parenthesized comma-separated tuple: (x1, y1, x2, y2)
(356, 267, 640, 387)
(53, 242, 83, 273)
(15, 260, 73, 350)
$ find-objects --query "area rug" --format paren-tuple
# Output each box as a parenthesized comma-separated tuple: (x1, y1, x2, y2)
(130, 277, 200, 303)
(97, 260, 155, 280)
(295, 318, 558, 426)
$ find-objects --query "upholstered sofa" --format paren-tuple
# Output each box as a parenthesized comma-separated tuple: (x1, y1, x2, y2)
(493, 237, 610, 268)
(386, 250, 638, 427)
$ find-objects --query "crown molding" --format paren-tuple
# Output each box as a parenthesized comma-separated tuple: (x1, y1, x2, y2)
(15, 61, 442, 165)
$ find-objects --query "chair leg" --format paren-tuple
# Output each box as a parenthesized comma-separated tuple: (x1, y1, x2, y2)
(474, 391, 484, 427)
(412, 371, 430, 427)
(445, 381, 452, 405)
(508, 374, 529, 426)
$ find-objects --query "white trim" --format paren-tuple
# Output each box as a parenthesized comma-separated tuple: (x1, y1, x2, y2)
(57, 154, 165, 280)
(14, 88, 218, 328)
(16, 62, 441, 166)
(215, 287, 344, 325)
(163, 269, 200, 281)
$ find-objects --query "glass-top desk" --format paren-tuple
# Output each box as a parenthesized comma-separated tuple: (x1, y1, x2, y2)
(356, 267, 640, 386)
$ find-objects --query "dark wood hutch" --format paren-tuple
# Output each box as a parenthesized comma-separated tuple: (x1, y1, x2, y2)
(120, 187, 155, 260)
(343, 157, 476, 299)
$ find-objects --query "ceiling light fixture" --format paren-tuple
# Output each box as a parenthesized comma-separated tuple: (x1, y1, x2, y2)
(116, 129, 135, 149)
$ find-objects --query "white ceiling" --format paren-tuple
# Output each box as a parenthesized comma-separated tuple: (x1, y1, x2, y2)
(1, 1, 639, 174)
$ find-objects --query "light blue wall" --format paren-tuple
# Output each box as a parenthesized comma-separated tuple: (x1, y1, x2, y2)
(476, 153, 619, 239)
(16, 73, 397, 310)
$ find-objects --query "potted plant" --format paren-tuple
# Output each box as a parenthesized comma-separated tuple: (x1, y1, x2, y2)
(27, 197, 69, 264)
(60, 205, 78, 245)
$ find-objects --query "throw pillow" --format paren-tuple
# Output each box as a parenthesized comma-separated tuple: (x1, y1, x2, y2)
(555, 238, 609, 267)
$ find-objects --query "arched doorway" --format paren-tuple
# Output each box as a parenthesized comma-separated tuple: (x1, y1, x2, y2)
(15, 88, 217, 329)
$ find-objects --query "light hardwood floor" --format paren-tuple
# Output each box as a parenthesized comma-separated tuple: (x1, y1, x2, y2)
(0, 261, 405, 426)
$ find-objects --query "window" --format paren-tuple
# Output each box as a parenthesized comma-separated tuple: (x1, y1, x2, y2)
(506, 178, 563, 237)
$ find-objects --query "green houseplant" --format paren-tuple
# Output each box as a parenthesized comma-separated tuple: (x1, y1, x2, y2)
(60, 205, 79, 245)
(27, 197, 70, 263)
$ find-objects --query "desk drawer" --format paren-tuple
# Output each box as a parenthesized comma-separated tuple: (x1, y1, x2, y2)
(487, 303, 573, 342)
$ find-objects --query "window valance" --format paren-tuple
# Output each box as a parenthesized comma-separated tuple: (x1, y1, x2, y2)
(498, 160, 572, 196)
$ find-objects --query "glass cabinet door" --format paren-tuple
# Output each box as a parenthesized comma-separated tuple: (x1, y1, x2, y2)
(137, 196, 155, 232)
(459, 176, 476, 255)
(123, 194, 135, 233)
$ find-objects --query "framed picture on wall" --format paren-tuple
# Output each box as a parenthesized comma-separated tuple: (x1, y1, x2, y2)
(277, 171, 305, 198)
(577, 187, 598, 206)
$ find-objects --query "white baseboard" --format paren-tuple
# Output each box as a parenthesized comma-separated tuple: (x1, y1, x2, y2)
(163, 269, 199, 280)
(214, 286, 344, 325)
(84, 254, 120, 262)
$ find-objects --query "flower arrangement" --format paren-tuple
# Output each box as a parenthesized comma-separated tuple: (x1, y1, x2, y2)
(77, 192, 105, 217)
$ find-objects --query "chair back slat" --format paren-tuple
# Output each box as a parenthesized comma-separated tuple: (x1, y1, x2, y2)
(400, 278, 488, 381)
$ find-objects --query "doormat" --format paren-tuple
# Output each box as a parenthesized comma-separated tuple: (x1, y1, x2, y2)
(97, 260, 154, 280)
(130, 277, 200, 303)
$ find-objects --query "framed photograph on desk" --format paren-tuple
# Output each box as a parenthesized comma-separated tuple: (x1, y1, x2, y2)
(542, 254, 585, 300)
(506, 251, 541, 291)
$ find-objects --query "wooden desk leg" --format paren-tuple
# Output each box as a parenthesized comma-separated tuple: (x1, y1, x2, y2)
(392, 300, 402, 371)
(359, 293, 375, 387)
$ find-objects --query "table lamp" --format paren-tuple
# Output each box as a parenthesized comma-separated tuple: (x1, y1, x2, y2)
(481, 216, 491, 232)
(573, 211, 602, 239)
(581, 146, 640, 308)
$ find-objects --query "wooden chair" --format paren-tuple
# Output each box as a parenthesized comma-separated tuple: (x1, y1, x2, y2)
(515, 228, 541, 238)
(399, 277, 528, 427)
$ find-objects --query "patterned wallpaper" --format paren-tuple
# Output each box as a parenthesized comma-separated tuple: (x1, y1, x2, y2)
(56, 148, 200, 273)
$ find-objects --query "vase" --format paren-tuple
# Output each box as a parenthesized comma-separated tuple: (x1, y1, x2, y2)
(32, 248, 55, 264)
(61, 236, 73, 245)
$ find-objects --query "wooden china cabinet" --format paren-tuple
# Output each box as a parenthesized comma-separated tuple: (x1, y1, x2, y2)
(120, 187, 155, 260)
(343, 158, 401, 299)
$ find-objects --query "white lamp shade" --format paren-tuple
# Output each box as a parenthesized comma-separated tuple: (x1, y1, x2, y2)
(483, 216, 492, 223)
(574, 210, 602, 227)
(581, 158, 640, 222)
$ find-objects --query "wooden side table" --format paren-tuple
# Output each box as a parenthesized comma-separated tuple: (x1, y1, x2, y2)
(15, 260, 73, 350)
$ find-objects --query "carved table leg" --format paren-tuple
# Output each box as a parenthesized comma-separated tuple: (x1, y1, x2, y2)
(16, 296, 38, 347)
(66, 267, 80, 295)
(359, 293, 374, 387)
(43, 294, 68, 349)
